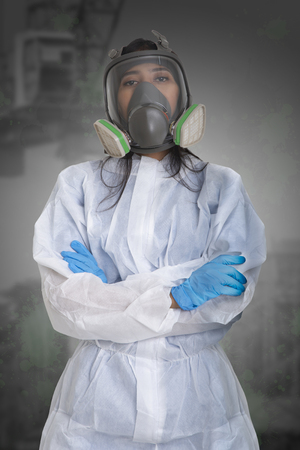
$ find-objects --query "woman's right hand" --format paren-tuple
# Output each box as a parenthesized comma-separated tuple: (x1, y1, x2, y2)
(61, 240, 108, 283)
(171, 255, 247, 310)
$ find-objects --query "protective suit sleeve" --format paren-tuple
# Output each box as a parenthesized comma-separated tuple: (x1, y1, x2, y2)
(33, 163, 266, 343)
(160, 165, 266, 337)
(33, 167, 178, 343)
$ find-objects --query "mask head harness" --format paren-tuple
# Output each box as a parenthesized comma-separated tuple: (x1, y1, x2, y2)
(94, 30, 206, 158)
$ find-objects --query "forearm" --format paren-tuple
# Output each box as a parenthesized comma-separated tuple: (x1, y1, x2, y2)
(38, 264, 180, 342)
(170, 291, 181, 308)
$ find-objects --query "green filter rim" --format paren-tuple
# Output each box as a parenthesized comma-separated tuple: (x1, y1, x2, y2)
(174, 104, 198, 145)
(98, 120, 130, 153)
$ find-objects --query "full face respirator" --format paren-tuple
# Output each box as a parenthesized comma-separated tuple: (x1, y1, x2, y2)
(94, 30, 206, 158)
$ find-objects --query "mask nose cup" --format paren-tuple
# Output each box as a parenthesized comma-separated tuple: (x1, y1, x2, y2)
(128, 106, 169, 147)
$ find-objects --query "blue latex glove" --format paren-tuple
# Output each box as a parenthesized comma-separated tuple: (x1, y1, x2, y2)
(61, 240, 107, 283)
(171, 255, 247, 311)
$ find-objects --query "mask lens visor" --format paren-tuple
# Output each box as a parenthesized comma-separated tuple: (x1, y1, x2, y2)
(105, 55, 188, 130)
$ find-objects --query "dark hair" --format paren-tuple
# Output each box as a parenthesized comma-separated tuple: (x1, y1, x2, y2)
(121, 38, 157, 54)
(98, 38, 208, 212)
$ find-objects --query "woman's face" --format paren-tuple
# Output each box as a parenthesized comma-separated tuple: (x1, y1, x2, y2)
(117, 63, 179, 120)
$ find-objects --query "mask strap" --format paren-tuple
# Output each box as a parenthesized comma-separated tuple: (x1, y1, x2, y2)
(108, 30, 172, 60)
(151, 30, 172, 52)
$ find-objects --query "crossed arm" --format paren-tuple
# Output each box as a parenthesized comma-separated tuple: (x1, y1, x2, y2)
(61, 240, 248, 311)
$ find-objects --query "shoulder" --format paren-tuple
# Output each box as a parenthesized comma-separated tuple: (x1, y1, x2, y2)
(198, 163, 249, 212)
(56, 160, 102, 190)
(204, 163, 242, 188)
(58, 159, 101, 180)
(203, 163, 245, 199)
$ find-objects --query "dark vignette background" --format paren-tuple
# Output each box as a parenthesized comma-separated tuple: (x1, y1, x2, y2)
(0, 0, 299, 448)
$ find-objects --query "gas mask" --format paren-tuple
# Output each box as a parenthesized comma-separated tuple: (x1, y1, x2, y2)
(94, 30, 206, 158)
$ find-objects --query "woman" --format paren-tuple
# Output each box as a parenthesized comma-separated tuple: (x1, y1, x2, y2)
(33, 31, 266, 449)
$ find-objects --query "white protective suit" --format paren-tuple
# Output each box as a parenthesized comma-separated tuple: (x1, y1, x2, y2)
(33, 152, 266, 449)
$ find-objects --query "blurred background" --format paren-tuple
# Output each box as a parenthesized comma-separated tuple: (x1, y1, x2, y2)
(0, 0, 299, 448)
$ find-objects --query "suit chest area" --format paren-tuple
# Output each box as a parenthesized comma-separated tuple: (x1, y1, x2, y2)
(85, 161, 210, 274)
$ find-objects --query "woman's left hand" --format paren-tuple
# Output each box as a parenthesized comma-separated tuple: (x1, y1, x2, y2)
(61, 240, 108, 283)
